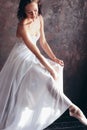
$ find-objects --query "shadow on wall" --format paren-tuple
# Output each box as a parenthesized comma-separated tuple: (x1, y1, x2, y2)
(0, 0, 87, 108)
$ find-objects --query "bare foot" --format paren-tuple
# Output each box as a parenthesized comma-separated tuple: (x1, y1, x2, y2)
(69, 104, 87, 126)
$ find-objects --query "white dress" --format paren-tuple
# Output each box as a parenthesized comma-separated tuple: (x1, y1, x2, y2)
(0, 33, 72, 130)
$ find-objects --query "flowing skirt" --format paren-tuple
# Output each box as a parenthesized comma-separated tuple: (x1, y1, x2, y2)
(0, 42, 72, 130)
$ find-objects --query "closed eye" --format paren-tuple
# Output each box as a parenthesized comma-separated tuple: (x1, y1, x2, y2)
(26, 10, 38, 15)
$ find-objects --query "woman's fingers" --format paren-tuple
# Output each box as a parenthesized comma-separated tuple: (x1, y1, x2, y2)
(59, 60, 64, 66)
(55, 58, 64, 66)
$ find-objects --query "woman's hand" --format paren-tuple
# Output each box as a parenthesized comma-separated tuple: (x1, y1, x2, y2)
(58, 59, 64, 66)
(54, 58, 64, 67)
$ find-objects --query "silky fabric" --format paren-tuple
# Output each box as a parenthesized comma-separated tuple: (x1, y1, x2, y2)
(0, 33, 72, 130)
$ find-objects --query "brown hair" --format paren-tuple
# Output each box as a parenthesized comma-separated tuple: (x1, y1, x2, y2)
(17, 0, 42, 21)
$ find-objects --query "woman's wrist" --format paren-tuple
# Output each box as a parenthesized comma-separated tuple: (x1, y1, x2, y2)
(52, 56, 57, 61)
(52, 57, 59, 62)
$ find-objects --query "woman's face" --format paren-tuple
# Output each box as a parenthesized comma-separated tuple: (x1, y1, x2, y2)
(25, 2, 38, 20)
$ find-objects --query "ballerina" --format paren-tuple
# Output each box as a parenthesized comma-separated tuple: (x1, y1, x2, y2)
(0, 0, 87, 129)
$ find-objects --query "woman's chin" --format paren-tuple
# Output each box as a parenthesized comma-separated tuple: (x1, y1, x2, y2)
(32, 17, 36, 21)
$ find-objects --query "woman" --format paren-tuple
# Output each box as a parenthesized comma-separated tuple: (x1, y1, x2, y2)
(0, 0, 87, 129)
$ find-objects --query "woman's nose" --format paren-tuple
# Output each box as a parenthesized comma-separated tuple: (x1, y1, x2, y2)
(32, 11, 36, 17)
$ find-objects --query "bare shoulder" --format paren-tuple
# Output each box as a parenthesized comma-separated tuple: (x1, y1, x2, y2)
(16, 20, 28, 38)
(39, 15, 44, 23)
(39, 15, 44, 30)
(18, 19, 28, 30)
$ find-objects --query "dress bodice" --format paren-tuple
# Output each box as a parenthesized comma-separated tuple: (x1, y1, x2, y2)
(16, 32, 40, 55)
(17, 32, 40, 46)
(28, 32, 40, 45)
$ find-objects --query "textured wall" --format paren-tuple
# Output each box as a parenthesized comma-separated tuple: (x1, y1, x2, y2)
(41, 0, 87, 107)
(0, 0, 87, 107)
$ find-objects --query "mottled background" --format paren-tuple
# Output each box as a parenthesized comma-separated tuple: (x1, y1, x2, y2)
(0, 0, 87, 110)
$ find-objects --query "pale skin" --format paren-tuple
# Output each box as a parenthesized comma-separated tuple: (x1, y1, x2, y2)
(16, 2, 64, 80)
(16, 1, 87, 125)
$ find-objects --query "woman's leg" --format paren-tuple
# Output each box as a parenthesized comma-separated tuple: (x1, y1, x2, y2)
(69, 104, 87, 126)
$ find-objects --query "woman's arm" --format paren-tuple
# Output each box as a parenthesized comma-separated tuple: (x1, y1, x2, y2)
(39, 15, 64, 66)
(17, 24, 57, 80)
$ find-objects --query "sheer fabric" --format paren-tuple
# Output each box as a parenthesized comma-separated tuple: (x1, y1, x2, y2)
(0, 34, 72, 130)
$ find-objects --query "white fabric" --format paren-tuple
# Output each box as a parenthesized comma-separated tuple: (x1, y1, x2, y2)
(0, 34, 72, 130)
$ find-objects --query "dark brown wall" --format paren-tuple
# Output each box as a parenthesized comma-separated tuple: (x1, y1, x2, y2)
(0, 0, 87, 108)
